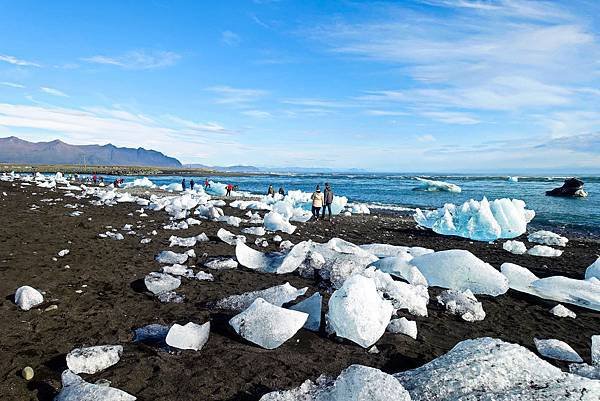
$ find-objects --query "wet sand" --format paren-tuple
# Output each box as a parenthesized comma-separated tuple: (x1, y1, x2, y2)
(0, 180, 599, 401)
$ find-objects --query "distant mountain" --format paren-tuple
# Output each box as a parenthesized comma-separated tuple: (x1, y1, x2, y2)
(0, 136, 182, 167)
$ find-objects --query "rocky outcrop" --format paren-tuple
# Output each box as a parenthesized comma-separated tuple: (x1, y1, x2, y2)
(546, 178, 588, 197)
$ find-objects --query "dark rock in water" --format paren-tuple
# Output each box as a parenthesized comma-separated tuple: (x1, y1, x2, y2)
(546, 178, 588, 197)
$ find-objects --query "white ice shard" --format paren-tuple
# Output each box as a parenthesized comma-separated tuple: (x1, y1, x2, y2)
(123, 177, 156, 188)
(161, 264, 193, 277)
(527, 245, 563, 257)
(395, 337, 599, 401)
(387, 317, 418, 339)
(534, 338, 583, 363)
(528, 230, 568, 247)
(165, 321, 210, 351)
(569, 363, 600, 380)
(103, 231, 124, 240)
(216, 282, 307, 311)
(362, 268, 429, 317)
(414, 197, 534, 242)
(144, 272, 181, 295)
(260, 364, 411, 401)
(327, 275, 393, 348)
(500, 262, 539, 293)
(14, 285, 44, 310)
(217, 228, 246, 245)
(263, 211, 297, 234)
(195, 270, 214, 281)
(585, 257, 600, 280)
(58, 249, 70, 257)
(414, 177, 461, 193)
(371, 256, 428, 286)
(242, 226, 267, 236)
(502, 240, 527, 255)
(360, 243, 434, 258)
(229, 298, 308, 349)
(235, 240, 284, 273)
(54, 370, 136, 401)
(289, 292, 322, 331)
(508, 176, 519, 182)
(531, 276, 600, 311)
(436, 289, 485, 322)
(218, 215, 242, 227)
(169, 234, 207, 247)
(276, 241, 312, 274)
(204, 258, 238, 270)
(66, 345, 123, 374)
(410, 250, 509, 296)
(155, 250, 188, 264)
(593, 335, 599, 366)
(550, 304, 576, 318)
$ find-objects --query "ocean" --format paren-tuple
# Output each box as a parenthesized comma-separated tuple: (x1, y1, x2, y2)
(114, 173, 600, 235)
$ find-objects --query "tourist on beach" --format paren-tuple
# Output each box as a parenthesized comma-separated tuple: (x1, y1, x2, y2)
(181, 178, 186, 191)
(190, 179, 195, 190)
(92, 174, 97, 185)
(99, 176, 104, 184)
(204, 178, 211, 189)
(267, 185, 275, 197)
(278, 186, 285, 196)
(322, 182, 334, 220)
(113, 178, 120, 188)
(226, 183, 234, 197)
(311, 185, 324, 219)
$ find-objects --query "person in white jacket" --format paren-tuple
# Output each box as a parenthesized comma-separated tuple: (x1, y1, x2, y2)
(311, 185, 324, 219)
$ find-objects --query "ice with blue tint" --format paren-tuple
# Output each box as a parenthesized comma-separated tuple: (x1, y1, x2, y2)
(530, 276, 600, 312)
(289, 292, 322, 331)
(414, 177, 461, 193)
(534, 338, 583, 363)
(500, 263, 539, 294)
(54, 370, 136, 401)
(371, 256, 428, 286)
(216, 282, 307, 311)
(585, 257, 600, 280)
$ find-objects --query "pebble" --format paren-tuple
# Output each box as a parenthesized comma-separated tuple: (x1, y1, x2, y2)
(22, 366, 34, 380)
(44, 305, 58, 312)
(75, 290, 83, 294)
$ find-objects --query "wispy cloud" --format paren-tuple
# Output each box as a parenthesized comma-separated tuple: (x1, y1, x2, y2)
(365, 109, 409, 116)
(165, 115, 234, 134)
(0, 82, 25, 88)
(40, 86, 69, 97)
(221, 30, 241, 46)
(282, 98, 353, 108)
(420, 111, 480, 125)
(206, 86, 268, 105)
(416, 134, 436, 142)
(242, 109, 272, 118)
(82, 50, 181, 70)
(0, 54, 40, 67)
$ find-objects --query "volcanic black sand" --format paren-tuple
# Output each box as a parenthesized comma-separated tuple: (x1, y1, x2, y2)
(0, 180, 599, 401)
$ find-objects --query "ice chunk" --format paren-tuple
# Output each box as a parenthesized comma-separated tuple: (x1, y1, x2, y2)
(235, 241, 285, 273)
(161, 264, 193, 277)
(280, 240, 294, 250)
(155, 250, 188, 264)
(263, 211, 297, 234)
(217, 228, 246, 245)
(14, 285, 44, 310)
(195, 271, 214, 281)
(593, 335, 599, 366)
(414, 177, 461, 193)
(144, 272, 181, 295)
(395, 337, 599, 401)
(531, 276, 600, 311)
(550, 304, 576, 318)
(260, 364, 411, 401)
(165, 322, 210, 351)
(169, 234, 206, 247)
(276, 241, 312, 274)
(54, 370, 136, 401)
(414, 197, 534, 242)
(527, 245, 563, 257)
(327, 275, 393, 348)
(360, 243, 434, 258)
(371, 256, 428, 286)
(362, 268, 429, 317)
(387, 317, 418, 339)
(123, 177, 156, 188)
(133, 324, 170, 344)
(502, 240, 527, 255)
(508, 176, 519, 182)
(66, 345, 123, 374)
(534, 338, 583, 363)
(58, 249, 70, 257)
(528, 230, 568, 247)
(204, 258, 238, 270)
(216, 282, 307, 311)
(242, 226, 266, 236)
(103, 231, 124, 240)
(229, 298, 308, 349)
(569, 363, 600, 380)
(218, 215, 242, 227)
(157, 291, 185, 303)
(289, 292, 322, 331)
(410, 250, 509, 296)
(585, 257, 600, 280)
(500, 262, 539, 293)
(436, 289, 485, 322)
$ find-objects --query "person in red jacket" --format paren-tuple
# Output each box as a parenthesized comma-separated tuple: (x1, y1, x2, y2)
(226, 183, 234, 196)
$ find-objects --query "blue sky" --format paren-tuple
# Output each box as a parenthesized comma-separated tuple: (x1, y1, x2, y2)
(0, 0, 599, 172)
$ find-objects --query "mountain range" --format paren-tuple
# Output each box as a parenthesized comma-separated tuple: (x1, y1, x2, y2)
(0, 136, 182, 167)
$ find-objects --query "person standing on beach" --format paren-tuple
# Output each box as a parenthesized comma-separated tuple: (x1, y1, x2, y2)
(322, 183, 334, 220)
(278, 186, 285, 196)
(267, 185, 275, 197)
(181, 178, 186, 191)
(190, 179, 195, 190)
(204, 178, 211, 189)
(226, 183, 234, 196)
(311, 185, 324, 219)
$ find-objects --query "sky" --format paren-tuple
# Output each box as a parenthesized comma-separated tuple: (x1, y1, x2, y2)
(0, 0, 599, 172)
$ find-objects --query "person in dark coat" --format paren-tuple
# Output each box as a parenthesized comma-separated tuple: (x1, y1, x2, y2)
(322, 182, 334, 220)
(190, 179, 195, 190)
(181, 178, 186, 191)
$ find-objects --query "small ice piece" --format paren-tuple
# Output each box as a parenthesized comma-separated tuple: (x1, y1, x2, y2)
(276, 241, 312, 274)
(585, 257, 600, 280)
(103, 231, 124, 240)
(157, 291, 185, 303)
(216, 283, 307, 311)
(368, 345, 380, 354)
(527, 245, 563, 257)
(327, 275, 393, 348)
(58, 249, 70, 257)
(279, 240, 294, 250)
(161, 264, 193, 277)
(502, 240, 527, 255)
(360, 243, 434, 258)
(140, 238, 151, 244)
(195, 271, 214, 281)
(387, 317, 417, 339)
(229, 298, 308, 349)
(371, 256, 428, 286)
(414, 177, 461, 193)
(218, 215, 242, 227)
(242, 226, 267, 236)
(155, 250, 188, 264)
(410, 250, 509, 296)
(204, 258, 238, 270)
(169, 235, 198, 247)
(550, 304, 577, 318)
(165, 322, 210, 351)
(263, 211, 296, 234)
(289, 292, 322, 331)
(593, 335, 599, 366)
(436, 289, 485, 322)
(66, 345, 123, 374)
(534, 338, 583, 363)
(133, 324, 170, 344)
(144, 272, 181, 295)
(528, 230, 568, 247)
(54, 370, 136, 401)
(235, 241, 284, 273)
(15, 286, 44, 310)
(500, 262, 539, 294)
(273, 235, 283, 242)
(217, 228, 246, 245)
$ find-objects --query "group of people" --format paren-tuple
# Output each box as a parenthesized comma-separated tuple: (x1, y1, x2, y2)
(310, 182, 335, 220)
(179, 178, 216, 191)
(267, 185, 286, 197)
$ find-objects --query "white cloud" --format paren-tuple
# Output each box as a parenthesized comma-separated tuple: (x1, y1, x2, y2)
(165, 115, 234, 134)
(416, 134, 436, 142)
(242, 110, 272, 118)
(82, 50, 181, 70)
(0, 54, 40, 67)
(221, 30, 241, 46)
(282, 98, 353, 108)
(40, 86, 69, 97)
(365, 110, 409, 116)
(206, 86, 268, 105)
(0, 82, 25, 88)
